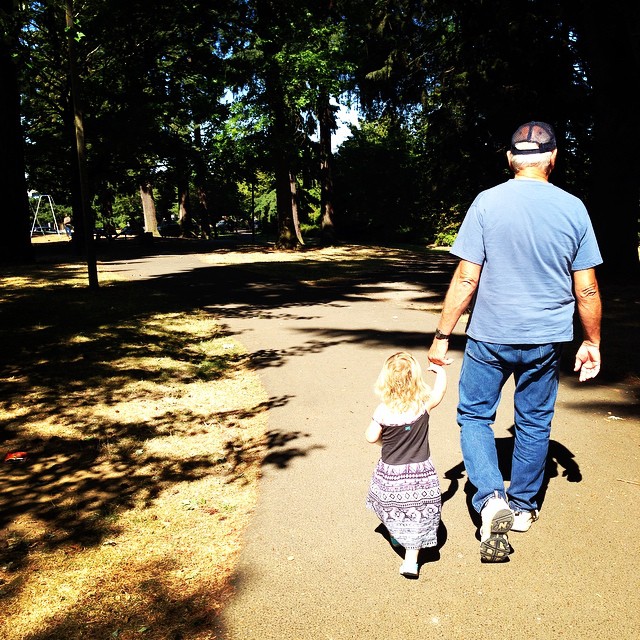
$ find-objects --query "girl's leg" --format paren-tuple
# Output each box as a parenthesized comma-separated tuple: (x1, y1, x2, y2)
(404, 548, 419, 565)
(400, 548, 420, 577)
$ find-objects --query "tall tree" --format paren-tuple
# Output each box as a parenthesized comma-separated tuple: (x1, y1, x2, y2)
(364, 0, 639, 273)
(573, 0, 640, 277)
(229, 1, 354, 248)
(318, 86, 337, 244)
(66, 0, 98, 288)
(244, 0, 304, 248)
(0, 0, 33, 264)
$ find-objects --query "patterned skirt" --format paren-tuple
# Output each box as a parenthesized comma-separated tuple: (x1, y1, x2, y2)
(366, 458, 441, 550)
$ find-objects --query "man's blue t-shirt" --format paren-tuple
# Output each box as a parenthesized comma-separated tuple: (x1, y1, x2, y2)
(450, 178, 603, 344)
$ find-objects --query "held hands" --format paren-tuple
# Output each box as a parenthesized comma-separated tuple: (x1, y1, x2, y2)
(574, 341, 601, 382)
(428, 339, 454, 366)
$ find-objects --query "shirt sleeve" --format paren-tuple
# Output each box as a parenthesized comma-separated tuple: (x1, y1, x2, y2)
(572, 213, 603, 271)
(450, 196, 486, 266)
(372, 404, 386, 424)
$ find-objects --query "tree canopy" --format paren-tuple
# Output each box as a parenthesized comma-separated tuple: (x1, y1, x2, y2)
(0, 0, 637, 275)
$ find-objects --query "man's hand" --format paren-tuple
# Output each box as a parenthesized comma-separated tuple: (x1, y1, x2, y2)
(574, 341, 601, 382)
(428, 339, 454, 366)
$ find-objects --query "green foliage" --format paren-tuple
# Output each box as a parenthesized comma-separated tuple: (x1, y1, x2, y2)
(110, 194, 142, 228)
(5, 0, 638, 271)
(254, 189, 277, 225)
(333, 117, 431, 241)
(299, 223, 320, 238)
(432, 223, 460, 248)
(425, 201, 466, 247)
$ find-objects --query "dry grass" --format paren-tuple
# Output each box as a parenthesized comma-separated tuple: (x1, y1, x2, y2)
(0, 253, 268, 640)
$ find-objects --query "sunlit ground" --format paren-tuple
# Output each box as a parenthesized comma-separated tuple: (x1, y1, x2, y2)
(0, 252, 268, 640)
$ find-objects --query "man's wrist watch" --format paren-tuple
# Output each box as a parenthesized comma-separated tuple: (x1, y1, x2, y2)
(434, 328, 450, 340)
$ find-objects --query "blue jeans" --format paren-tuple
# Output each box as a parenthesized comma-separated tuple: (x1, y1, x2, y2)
(458, 339, 561, 514)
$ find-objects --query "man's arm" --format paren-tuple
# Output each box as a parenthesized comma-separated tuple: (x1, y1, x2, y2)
(572, 267, 602, 382)
(428, 260, 481, 365)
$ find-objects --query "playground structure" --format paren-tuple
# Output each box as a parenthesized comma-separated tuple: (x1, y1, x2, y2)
(29, 194, 61, 236)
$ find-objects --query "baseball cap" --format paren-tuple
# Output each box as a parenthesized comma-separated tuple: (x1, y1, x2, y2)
(510, 121, 556, 154)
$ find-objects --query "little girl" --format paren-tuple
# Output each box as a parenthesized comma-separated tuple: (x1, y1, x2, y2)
(365, 351, 447, 578)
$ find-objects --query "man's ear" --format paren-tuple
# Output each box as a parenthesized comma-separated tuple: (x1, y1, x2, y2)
(506, 150, 515, 169)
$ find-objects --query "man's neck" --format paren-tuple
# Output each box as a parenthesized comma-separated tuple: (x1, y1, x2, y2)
(514, 168, 549, 182)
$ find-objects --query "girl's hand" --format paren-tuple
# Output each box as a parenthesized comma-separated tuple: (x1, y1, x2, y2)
(427, 362, 444, 373)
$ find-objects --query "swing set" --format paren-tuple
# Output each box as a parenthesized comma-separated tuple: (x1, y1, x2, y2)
(30, 194, 61, 236)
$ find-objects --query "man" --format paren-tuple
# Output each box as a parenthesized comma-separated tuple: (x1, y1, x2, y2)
(428, 121, 602, 562)
(63, 215, 73, 240)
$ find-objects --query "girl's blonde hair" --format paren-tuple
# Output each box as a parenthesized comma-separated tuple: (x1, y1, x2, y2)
(374, 351, 431, 413)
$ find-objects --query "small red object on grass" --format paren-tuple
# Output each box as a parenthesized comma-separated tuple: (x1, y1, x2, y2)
(4, 451, 28, 462)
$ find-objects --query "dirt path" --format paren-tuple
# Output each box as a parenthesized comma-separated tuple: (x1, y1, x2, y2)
(94, 238, 639, 640)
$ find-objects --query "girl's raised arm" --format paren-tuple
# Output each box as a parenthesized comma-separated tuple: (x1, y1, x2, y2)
(426, 364, 447, 412)
(365, 418, 382, 444)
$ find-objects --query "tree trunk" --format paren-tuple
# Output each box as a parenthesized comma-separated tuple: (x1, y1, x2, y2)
(267, 72, 300, 250)
(290, 172, 304, 245)
(139, 180, 158, 235)
(275, 155, 297, 248)
(0, 0, 34, 264)
(193, 124, 212, 238)
(66, 0, 98, 289)
(178, 180, 190, 235)
(318, 88, 336, 246)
